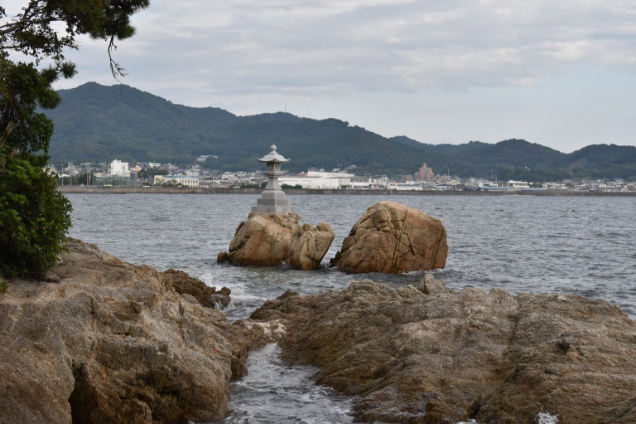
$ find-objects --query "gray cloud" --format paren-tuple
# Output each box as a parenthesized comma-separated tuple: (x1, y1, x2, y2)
(52, 0, 636, 97)
(6, 0, 635, 149)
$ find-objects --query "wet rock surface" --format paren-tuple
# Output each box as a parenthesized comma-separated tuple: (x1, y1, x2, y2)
(162, 268, 231, 309)
(248, 276, 636, 424)
(0, 238, 250, 424)
(332, 201, 448, 274)
(218, 213, 334, 270)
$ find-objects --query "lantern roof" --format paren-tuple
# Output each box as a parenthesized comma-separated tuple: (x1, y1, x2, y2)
(258, 144, 289, 163)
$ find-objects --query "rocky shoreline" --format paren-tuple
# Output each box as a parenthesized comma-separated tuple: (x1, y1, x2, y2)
(241, 276, 636, 424)
(1, 240, 635, 423)
(0, 239, 249, 424)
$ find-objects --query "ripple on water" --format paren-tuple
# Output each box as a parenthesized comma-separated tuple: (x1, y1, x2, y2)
(216, 344, 353, 424)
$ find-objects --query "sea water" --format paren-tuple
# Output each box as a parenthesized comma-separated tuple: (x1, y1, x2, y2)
(67, 193, 635, 423)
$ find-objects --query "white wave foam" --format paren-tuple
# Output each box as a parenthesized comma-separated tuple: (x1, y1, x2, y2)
(456, 413, 559, 424)
(199, 272, 267, 302)
(537, 412, 559, 424)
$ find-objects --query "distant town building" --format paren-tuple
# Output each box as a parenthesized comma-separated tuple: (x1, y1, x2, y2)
(351, 176, 388, 189)
(507, 180, 530, 191)
(389, 184, 423, 191)
(109, 159, 130, 176)
(148, 162, 161, 168)
(196, 155, 218, 162)
(279, 170, 354, 189)
(154, 175, 200, 187)
(417, 163, 435, 182)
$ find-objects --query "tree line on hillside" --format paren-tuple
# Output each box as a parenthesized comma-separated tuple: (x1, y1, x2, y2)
(43, 84, 636, 182)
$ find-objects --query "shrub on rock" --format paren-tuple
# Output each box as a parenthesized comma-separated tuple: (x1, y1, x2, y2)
(0, 154, 72, 278)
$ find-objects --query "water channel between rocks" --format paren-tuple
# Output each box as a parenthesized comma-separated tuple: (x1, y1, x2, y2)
(66, 194, 636, 423)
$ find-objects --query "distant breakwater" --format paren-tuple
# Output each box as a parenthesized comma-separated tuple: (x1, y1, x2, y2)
(57, 186, 636, 196)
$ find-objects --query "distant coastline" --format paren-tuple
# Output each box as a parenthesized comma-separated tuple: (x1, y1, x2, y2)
(57, 186, 636, 196)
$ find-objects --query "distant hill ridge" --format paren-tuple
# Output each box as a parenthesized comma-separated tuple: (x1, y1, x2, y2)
(46, 83, 636, 180)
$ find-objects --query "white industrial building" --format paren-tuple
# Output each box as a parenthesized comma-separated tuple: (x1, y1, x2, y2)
(154, 175, 200, 187)
(351, 176, 389, 189)
(278, 171, 354, 189)
(109, 160, 130, 176)
(507, 180, 530, 191)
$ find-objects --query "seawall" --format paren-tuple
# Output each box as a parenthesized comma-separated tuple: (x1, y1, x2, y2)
(57, 186, 636, 196)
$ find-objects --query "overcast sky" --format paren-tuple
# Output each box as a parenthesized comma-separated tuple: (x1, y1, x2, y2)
(5, 0, 636, 152)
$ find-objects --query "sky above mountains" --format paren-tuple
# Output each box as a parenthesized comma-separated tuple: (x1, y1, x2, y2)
(5, 0, 636, 152)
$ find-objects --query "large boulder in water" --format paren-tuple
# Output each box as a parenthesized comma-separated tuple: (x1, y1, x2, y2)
(244, 276, 636, 424)
(0, 238, 250, 424)
(218, 213, 334, 270)
(333, 201, 448, 273)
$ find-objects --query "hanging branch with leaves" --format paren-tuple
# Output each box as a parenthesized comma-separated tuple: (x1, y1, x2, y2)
(0, 0, 150, 79)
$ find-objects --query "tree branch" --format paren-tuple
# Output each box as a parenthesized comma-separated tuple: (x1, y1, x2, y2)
(108, 34, 127, 81)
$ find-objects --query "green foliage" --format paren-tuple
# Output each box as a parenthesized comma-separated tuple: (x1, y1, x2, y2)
(0, 281, 7, 293)
(0, 60, 72, 153)
(1, 1, 149, 78)
(138, 168, 168, 179)
(1, 1, 148, 278)
(497, 165, 571, 183)
(0, 153, 72, 278)
(281, 184, 302, 189)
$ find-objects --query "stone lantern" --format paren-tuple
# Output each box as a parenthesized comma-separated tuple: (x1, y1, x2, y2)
(251, 144, 295, 215)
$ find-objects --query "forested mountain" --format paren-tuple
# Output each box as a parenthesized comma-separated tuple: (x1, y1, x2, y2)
(46, 83, 636, 180)
(47, 83, 441, 176)
(390, 136, 488, 156)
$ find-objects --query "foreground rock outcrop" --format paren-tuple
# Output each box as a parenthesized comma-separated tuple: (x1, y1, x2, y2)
(332, 201, 448, 273)
(0, 238, 250, 424)
(218, 213, 335, 270)
(162, 268, 232, 309)
(245, 276, 636, 423)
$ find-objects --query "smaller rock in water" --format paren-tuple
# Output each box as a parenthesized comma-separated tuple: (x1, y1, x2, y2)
(218, 213, 334, 270)
(219, 213, 300, 267)
(288, 222, 335, 270)
(211, 287, 232, 310)
(162, 268, 232, 309)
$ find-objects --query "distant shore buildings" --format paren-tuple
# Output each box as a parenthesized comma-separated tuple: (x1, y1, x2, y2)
(417, 163, 435, 182)
(279, 170, 355, 189)
(109, 160, 129, 176)
(48, 157, 636, 193)
(154, 175, 200, 187)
